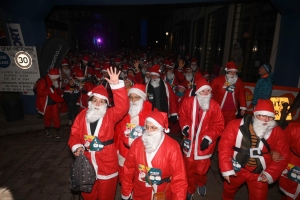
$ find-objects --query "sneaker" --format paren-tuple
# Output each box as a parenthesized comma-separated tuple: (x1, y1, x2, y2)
(197, 185, 206, 196)
(55, 132, 61, 139)
(45, 130, 52, 137)
(68, 120, 72, 125)
(186, 193, 193, 200)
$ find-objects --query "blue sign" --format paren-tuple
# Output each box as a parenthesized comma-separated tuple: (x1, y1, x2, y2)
(0, 52, 10, 68)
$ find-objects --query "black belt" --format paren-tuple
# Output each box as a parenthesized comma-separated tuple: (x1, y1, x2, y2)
(233, 146, 268, 157)
(158, 177, 171, 185)
(123, 141, 130, 149)
(291, 147, 300, 158)
(102, 139, 114, 146)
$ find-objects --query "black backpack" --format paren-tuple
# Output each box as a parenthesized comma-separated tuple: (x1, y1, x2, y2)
(69, 153, 96, 192)
(33, 77, 47, 94)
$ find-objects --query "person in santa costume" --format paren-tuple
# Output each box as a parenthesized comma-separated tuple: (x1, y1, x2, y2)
(68, 67, 129, 200)
(114, 84, 155, 183)
(218, 99, 290, 200)
(145, 64, 178, 125)
(279, 122, 300, 200)
(162, 60, 185, 93)
(36, 68, 64, 138)
(210, 61, 247, 125)
(179, 76, 224, 199)
(59, 58, 70, 116)
(121, 111, 188, 200)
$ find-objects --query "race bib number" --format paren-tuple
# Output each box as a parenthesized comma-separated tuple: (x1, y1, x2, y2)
(84, 135, 95, 150)
(232, 158, 241, 172)
(182, 138, 191, 152)
(148, 93, 154, 101)
(89, 137, 104, 151)
(147, 168, 162, 185)
(287, 165, 300, 184)
(226, 85, 235, 92)
(130, 125, 144, 139)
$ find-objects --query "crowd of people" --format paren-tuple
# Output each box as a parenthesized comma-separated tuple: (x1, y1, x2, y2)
(34, 49, 299, 200)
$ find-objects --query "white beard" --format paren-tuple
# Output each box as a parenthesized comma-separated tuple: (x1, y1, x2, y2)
(226, 74, 238, 85)
(63, 68, 70, 75)
(196, 93, 212, 111)
(145, 76, 150, 83)
(167, 72, 174, 80)
(120, 72, 126, 79)
(191, 65, 197, 71)
(142, 68, 147, 75)
(185, 74, 193, 82)
(253, 116, 277, 138)
(142, 129, 163, 153)
(53, 80, 59, 88)
(86, 101, 107, 123)
(129, 98, 144, 118)
(150, 78, 160, 88)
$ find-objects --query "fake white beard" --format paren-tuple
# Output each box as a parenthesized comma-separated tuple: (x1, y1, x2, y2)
(167, 72, 174, 80)
(129, 98, 144, 118)
(253, 116, 277, 138)
(185, 73, 194, 82)
(120, 71, 126, 79)
(145, 76, 150, 83)
(142, 129, 163, 153)
(53, 80, 59, 88)
(63, 68, 70, 75)
(142, 68, 147, 75)
(150, 78, 160, 88)
(86, 101, 107, 123)
(191, 65, 197, 71)
(226, 74, 238, 85)
(196, 93, 212, 111)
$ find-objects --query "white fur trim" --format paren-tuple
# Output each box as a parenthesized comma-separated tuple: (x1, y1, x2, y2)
(254, 111, 275, 118)
(71, 144, 84, 153)
(146, 117, 162, 129)
(195, 85, 212, 94)
(225, 68, 238, 72)
(110, 80, 125, 89)
(222, 170, 236, 177)
(240, 107, 247, 110)
(203, 136, 212, 145)
(128, 88, 146, 100)
(121, 194, 131, 199)
(165, 128, 170, 133)
(50, 88, 54, 93)
(150, 72, 160, 77)
(261, 171, 273, 184)
(118, 151, 125, 167)
(87, 92, 108, 102)
(48, 74, 60, 79)
(97, 172, 118, 180)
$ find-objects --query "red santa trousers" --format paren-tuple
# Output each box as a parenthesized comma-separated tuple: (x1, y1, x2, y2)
(59, 101, 68, 114)
(81, 176, 118, 200)
(44, 104, 60, 128)
(184, 155, 211, 194)
(222, 165, 268, 200)
(221, 110, 236, 126)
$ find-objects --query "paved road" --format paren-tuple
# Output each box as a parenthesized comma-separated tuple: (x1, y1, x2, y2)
(0, 126, 283, 200)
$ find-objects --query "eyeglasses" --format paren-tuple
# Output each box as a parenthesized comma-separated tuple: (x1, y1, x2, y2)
(257, 115, 274, 120)
(129, 96, 141, 101)
(145, 125, 158, 132)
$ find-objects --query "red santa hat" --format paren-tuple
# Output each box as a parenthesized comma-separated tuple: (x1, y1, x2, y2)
(164, 60, 173, 69)
(195, 76, 211, 94)
(225, 62, 238, 72)
(128, 84, 146, 100)
(87, 85, 109, 103)
(94, 61, 101, 70)
(75, 70, 85, 80)
(202, 71, 210, 78)
(114, 57, 121, 63)
(61, 58, 69, 66)
(145, 111, 170, 133)
(83, 81, 95, 93)
(191, 58, 197, 64)
(149, 64, 161, 76)
(253, 99, 275, 118)
(101, 63, 110, 73)
(48, 68, 60, 79)
(177, 79, 189, 91)
(82, 55, 90, 63)
(94, 70, 103, 80)
(124, 75, 136, 86)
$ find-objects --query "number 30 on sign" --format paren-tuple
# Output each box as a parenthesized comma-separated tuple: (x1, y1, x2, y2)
(14, 51, 32, 69)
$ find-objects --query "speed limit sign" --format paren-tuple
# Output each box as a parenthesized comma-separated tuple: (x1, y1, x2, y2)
(14, 51, 32, 69)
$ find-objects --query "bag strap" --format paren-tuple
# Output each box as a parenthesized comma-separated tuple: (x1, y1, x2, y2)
(143, 148, 171, 193)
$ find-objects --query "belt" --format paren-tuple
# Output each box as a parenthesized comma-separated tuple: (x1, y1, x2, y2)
(123, 141, 130, 149)
(102, 139, 114, 146)
(158, 177, 171, 185)
(233, 146, 268, 158)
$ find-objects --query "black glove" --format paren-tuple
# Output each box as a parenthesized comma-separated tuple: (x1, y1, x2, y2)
(182, 126, 189, 138)
(169, 115, 178, 124)
(200, 138, 210, 151)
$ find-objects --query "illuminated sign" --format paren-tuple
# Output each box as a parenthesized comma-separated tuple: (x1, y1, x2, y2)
(14, 51, 32, 69)
(270, 97, 292, 121)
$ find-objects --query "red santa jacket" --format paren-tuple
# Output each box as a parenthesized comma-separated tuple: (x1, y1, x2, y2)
(68, 81, 129, 180)
(35, 75, 64, 115)
(179, 97, 224, 159)
(115, 101, 154, 166)
(210, 75, 247, 111)
(218, 117, 290, 184)
(121, 134, 188, 200)
(145, 79, 178, 117)
(279, 122, 300, 199)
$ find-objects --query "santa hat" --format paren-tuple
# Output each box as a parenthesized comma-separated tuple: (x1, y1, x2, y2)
(164, 60, 173, 68)
(149, 64, 161, 76)
(48, 68, 60, 79)
(87, 85, 109, 103)
(75, 70, 85, 80)
(225, 62, 238, 72)
(202, 71, 210, 78)
(177, 80, 189, 90)
(82, 55, 90, 63)
(253, 99, 275, 117)
(94, 61, 101, 70)
(94, 70, 103, 80)
(61, 58, 69, 66)
(195, 77, 211, 94)
(145, 111, 170, 133)
(128, 84, 146, 100)
(101, 63, 110, 73)
(124, 75, 136, 85)
(184, 66, 192, 73)
(84, 81, 95, 92)
(114, 57, 121, 63)
(191, 58, 197, 64)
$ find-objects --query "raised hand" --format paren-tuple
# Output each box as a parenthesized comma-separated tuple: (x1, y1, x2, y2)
(105, 67, 121, 85)
(179, 59, 185, 69)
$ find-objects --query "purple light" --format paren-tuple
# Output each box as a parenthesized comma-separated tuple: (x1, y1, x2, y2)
(97, 38, 101, 43)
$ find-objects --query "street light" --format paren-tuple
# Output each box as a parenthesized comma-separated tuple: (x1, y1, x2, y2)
(156, 41, 158, 44)
(166, 32, 169, 36)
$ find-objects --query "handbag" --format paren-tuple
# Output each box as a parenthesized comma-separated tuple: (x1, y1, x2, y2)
(144, 149, 171, 200)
